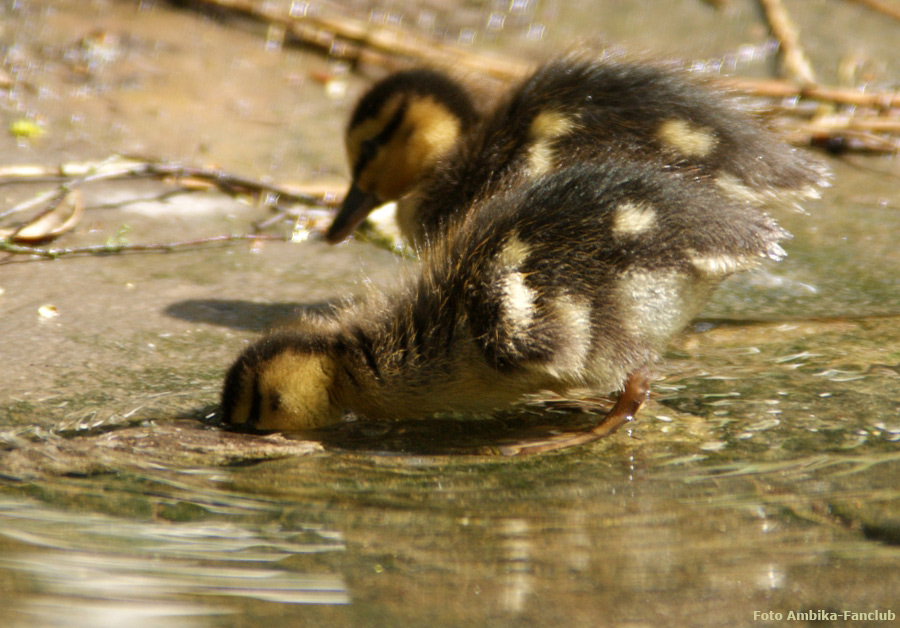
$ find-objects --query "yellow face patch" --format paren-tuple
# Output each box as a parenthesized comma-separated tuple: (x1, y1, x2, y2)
(254, 351, 343, 431)
(657, 118, 717, 158)
(404, 98, 462, 170)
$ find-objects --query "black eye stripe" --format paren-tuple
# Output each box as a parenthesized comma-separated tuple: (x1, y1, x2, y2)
(353, 98, 409, 178)
(270, 392, 282, 412)
(352, 326, 382, 382)
(360, 138, 378, 162)
(248, 376, 262, 429)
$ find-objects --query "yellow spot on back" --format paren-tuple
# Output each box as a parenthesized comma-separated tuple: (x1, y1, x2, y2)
(498, 234, 530, 269)
(526, 111, 575, 177)
(533, 295, 592, 381)
(496, 234, 535, 336)
(658, 118, 716, 158)
(613, 201, 657, 235)
(687, 251, 757, 276)
(501, 272, 536, 333)
(526, 142, 554, 176)
(715, 173, 761, 203)
(531, 111, 574, 140)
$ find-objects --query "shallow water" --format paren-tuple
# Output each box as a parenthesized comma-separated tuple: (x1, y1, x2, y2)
(1, 0, 899, 626)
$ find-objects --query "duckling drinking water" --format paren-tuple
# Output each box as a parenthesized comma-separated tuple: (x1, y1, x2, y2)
(223, 160, 789, 452)
(328, 56, 827, 247)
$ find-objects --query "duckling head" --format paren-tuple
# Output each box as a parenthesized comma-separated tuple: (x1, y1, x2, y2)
(327, 69, 478, 243)
(220, 334, 344, 432)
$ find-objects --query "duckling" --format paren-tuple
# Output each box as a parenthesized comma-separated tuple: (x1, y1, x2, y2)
(328, 56, 827, 247)
(223, 160, 789, 452)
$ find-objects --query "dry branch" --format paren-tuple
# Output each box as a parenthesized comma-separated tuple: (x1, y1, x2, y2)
(0, 233, 287, 262)
(0, 156, 338, 261)
(758, 0, 818, 86)
(0, 158, 332, 210)
(720, 77, 900, 110)
(174, 0, 899, 155)
(846, 0, 900, 22)
(184, 0, 529, 79)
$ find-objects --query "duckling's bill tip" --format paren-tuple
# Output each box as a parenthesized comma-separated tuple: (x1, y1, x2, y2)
(326, 184, 381, 244)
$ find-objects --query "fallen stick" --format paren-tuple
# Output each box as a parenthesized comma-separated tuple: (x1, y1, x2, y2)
(758, 0, 818, 86)
(846, 0, 900, 22)
(0, 233, 288, 261)
(719, 76, 900, 110)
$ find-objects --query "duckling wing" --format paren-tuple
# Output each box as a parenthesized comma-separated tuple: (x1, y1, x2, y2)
(428, 160, 788, 390)
(523, 58, 829, 203)
(412, 58, 825, 247)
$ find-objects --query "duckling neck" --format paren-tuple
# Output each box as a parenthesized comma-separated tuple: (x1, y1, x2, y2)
(328, 296, 540, 421)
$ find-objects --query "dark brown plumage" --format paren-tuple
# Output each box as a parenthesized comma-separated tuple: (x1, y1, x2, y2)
(329, 56, 828, 246)
(223, 160, 788, 435)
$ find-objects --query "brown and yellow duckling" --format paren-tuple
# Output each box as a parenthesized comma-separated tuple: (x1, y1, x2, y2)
(327, 55, 827, 247)
(223, 159, 789, 453)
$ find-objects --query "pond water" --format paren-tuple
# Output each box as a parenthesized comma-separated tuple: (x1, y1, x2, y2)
(1, 0, 899, 626)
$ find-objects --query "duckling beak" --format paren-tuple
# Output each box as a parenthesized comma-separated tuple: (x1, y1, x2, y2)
(326, 184, 381, 244)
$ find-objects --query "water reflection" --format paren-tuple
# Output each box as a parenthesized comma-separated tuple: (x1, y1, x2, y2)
(0, 0, 899, 625)
(497, 518, 533, 613)
(0, 497, 348, 627)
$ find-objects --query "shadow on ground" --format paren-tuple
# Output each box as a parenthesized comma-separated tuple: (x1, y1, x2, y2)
(164, 299, 338, 331)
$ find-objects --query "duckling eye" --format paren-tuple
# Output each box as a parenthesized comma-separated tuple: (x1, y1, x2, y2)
(268, 392, 282, 413)
(360, 138, 379, 164)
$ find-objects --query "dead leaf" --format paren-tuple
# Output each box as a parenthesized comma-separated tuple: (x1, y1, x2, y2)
(0, 190, 84, 243)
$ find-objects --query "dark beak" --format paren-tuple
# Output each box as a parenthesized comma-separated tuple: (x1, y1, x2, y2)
(325, 184, 381, 244)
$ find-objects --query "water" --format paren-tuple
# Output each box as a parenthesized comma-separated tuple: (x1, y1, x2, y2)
(1, 0, 899, 625)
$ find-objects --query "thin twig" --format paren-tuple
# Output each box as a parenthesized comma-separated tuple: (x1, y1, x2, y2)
(182, 0, 529, 79)
(794, 129, 899, 153)
(0, 233, 288, 262)
(0, 156, 339, 245)
(803, 114, 900, 134)
(758, 0, 818, 85)
(846, 0, 900, 22)
(87, 159, 330, 207)
(718, 76, 900, 109)
(0, 187, 70, 221)
(3, 189, 80, 241)
(0, 156, 340, 254)
(177, 0, 898, 154)
(0, 157, 332, 208)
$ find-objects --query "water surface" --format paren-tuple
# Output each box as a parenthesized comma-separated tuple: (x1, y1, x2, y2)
(1, 1, 899, 626)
